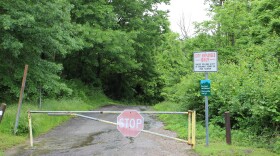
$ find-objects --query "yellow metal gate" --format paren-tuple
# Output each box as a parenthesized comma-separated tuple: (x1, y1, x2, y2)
(28, 110, 196, 148)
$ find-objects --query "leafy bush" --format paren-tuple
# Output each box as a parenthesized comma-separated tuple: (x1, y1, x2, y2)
(161, 47, 279, 152)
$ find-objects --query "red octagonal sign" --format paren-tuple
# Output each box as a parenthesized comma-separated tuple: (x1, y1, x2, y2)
(117, 109, 144, 137)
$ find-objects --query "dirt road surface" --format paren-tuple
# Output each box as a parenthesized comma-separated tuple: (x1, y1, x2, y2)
(5, 105, 197, 156)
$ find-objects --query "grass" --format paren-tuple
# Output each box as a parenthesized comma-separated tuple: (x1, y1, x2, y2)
(195, 142, 277, 156)
(154, 101, 279, 156)
(0, 87, 113, 155)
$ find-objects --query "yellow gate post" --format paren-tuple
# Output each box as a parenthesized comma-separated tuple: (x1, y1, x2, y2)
(188, 110, 196, 149)
(28, 111, 33, 147)
(191, 111, 196, 148)
(188, 110, 191, 144)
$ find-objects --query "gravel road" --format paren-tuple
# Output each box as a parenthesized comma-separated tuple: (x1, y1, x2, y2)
(5, 105, 197, 156)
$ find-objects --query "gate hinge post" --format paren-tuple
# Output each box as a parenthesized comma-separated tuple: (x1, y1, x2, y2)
(191, 111, 196, 149)
(28, 110, 33, 147)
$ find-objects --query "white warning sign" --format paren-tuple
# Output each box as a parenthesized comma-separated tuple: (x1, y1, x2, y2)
(193, 52, 218, 72)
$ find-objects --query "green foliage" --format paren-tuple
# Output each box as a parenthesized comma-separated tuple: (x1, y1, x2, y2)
(163, 52, 279, 152)
(0, 0, 80, 102)
(62, 0, 171, 104)
(155, 33, 188, 99)
(0, 0, 173, 104)
(66, 79, 113, 105)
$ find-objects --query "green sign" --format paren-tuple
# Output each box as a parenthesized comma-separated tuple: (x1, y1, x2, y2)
(200, 80, 211, 96)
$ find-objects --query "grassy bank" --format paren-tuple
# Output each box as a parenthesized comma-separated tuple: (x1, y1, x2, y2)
(0, 88, 113, 154)
(154, 101, 278, 156)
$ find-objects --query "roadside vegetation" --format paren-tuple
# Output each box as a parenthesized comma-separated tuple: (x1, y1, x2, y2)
(154, 101, 279, 156)
(0, 0, 279, 156)
(0, 83, 113, 154)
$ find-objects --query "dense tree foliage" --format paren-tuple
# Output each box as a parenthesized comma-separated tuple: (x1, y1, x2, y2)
(63, 0, 170, 103)
(0, 0, 80, 101)
(0, 0, 172, 104)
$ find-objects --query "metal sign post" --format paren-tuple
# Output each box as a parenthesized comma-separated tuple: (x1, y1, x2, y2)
(205, 72, 209, 146)
(193, 51, 218, 147)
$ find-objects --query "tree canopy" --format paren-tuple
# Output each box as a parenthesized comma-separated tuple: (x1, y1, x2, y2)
(0, 0, 171, 103)
(0, 0, 80, 101)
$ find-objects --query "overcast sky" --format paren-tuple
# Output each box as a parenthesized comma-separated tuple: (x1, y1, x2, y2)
(159, 0, 210, 36)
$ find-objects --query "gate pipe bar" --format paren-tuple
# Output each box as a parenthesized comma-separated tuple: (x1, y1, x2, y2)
(74, 113, 117, 126)
(30, 110, 189, 114)
(142, 130, 188, 143)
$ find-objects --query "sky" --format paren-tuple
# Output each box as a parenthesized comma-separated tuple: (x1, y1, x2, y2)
(159, 0, 210, 36)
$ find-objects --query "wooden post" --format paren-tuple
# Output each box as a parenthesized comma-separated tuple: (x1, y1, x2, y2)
(225, 111, 231, 145)
(0, 103, 7, 123)
(14, 64, 28, 134)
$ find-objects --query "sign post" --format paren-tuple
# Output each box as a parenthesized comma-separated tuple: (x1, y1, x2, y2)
(117, 110, 144, 137)
(194, 51, 218, 146)
(204, 72, 209, 146)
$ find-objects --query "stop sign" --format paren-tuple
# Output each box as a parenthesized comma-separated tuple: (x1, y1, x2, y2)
(117, 109, 144, 137)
